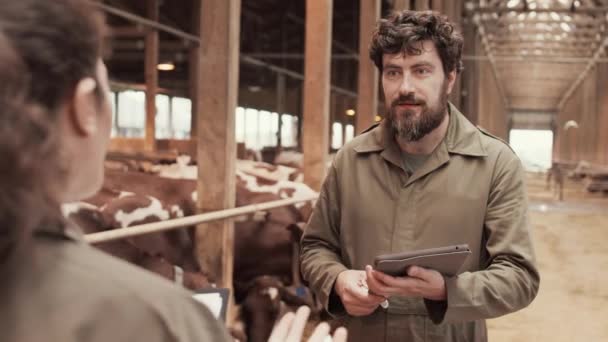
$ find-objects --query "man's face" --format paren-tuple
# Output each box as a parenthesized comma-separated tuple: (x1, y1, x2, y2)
(381, 40, 455, 142)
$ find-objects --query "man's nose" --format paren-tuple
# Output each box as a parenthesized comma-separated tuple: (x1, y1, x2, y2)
(398, 74, 416, 95)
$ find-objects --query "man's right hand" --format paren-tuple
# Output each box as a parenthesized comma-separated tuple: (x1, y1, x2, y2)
(334, 270, 387, 316)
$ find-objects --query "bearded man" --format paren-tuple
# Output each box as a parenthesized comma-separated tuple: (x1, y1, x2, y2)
(300, 10, 539, 342)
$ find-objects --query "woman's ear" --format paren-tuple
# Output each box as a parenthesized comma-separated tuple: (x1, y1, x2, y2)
(69, 77, 98, 136)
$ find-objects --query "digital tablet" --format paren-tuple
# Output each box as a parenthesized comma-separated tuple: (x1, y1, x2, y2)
(373, 244, 471, 277)
(192, 288, 230, 321)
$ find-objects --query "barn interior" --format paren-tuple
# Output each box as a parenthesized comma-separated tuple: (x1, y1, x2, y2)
(69, 0, 608, 341)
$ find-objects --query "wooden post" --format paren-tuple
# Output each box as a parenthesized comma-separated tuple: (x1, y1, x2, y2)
(415, 0, 430, 10)
(581, 70, 598, 163)
(144, 0, 159, 151)
(276, 73, 286, 147)
(431, 0, 445, 13)
(302, 0, 333, 191)
(189, 0, 201, 139)
(392, 0, 410, 11)
(356, 0, 381, 134)
(461, 21, 480, 124)
(596, 63, 608, 165)
(445, 0, 464, 109)
(195, 0, 240, 320)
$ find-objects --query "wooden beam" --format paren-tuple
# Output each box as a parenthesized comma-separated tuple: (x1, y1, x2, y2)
(110, 26, 148, 37)
(356, 0, 380, 134)
(144, 0, 159, 152)
(94, 2, 200, 43)
(302, 0, 333, 191)
(470, 5, 608, 14)
(276, 73, 286, 147)
(195, 0, 240, 320)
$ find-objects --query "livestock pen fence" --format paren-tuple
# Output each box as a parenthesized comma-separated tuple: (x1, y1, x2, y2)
(85, 195, 318, 244)
(84, 194, 319, 324)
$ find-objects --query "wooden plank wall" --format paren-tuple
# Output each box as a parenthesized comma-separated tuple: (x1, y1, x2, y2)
(461, 20, 481, 125)
(476, 60, 508, 139)
(555, 66, 604, 164)
(596, 63, 608, 165)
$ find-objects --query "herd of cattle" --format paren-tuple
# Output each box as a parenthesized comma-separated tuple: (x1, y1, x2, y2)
(62, 151, 323, 342)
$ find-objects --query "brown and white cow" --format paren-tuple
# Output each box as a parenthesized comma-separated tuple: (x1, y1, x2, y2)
(62, 200, 209, 290)
(71, 166, 316, 292)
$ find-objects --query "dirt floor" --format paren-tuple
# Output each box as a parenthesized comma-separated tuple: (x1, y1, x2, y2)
(487, 172, 608, 341)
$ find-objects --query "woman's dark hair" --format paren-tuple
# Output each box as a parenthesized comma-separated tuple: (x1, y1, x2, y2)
(0, 0, 105, 258)
(369, 10, 464, 75)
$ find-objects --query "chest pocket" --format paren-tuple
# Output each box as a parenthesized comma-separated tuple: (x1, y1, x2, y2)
(407, 165, 488, 246)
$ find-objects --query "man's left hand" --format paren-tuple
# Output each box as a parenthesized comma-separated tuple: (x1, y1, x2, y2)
(364, 265, 447, 301)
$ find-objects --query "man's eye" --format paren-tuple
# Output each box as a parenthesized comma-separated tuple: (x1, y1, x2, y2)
(385, 70, 399, 77)
(415, 68, 430, 75)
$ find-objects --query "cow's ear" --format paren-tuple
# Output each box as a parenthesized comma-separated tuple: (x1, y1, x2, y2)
(69, 77, 98, 136)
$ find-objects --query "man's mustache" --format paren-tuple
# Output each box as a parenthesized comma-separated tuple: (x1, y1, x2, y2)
(391, 94, 425, 107)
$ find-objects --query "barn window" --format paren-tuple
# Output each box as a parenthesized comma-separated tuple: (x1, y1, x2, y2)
(258, 110, 279, 148)
(110, 91, 117, 137)
(236, 107, 246, 144)
(171, 97, 192, 139)
(155, 94, 171, 139)
(117, 90, 145, 137)
(345, 124, 354, 143)
(332, 122, 343, 149)
(244, 108, 260, 149)
(281, 114, 298, 148)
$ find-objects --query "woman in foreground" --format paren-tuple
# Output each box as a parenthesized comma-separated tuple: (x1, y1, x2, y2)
(0, 0, 345, 341)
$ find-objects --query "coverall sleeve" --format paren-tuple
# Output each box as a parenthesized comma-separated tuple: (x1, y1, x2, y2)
(300, 164, 348, 316)
(427, 149, 540, 324)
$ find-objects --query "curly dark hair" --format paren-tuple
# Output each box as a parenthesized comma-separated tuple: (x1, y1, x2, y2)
(369, 10, 464, 75)
(0, 0, 105, 258)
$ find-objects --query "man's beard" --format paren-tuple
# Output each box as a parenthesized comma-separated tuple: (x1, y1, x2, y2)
(387, 81, 449, 142)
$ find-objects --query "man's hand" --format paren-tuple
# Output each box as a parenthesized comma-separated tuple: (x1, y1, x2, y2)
(365, 265, 447, 301)
(334, 270, 387, 316)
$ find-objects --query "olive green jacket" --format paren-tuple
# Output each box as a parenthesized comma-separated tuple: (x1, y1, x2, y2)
(301, 104, 540, 341)
(0, 223, 231, 342)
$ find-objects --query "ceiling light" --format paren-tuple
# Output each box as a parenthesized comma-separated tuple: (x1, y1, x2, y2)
(374, 115, 382, 122)
(346, 109, 356, 116)
(157, 62, 175, 71)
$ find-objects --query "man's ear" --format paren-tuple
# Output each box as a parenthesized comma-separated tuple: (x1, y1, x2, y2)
(69, 77, 98, 136)
(445, 70, 457, 95)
